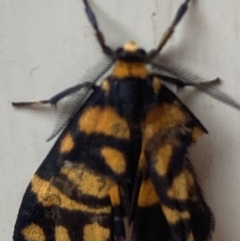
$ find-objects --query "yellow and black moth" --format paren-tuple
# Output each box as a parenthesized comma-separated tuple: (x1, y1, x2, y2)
(12, 0, 240, 241)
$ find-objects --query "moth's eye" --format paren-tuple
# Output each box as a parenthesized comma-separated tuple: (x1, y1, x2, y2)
(136, 49, 147, 59)
(115, 48, 125, 58)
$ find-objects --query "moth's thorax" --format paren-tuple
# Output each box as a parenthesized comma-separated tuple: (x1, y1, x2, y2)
(113, 41, 148, 79)
(112, 61, 148, 79)
(102, 42, 152, 122)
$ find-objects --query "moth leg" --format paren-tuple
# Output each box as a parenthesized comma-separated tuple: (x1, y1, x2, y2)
(155, 74, 221, 89)
(82, 0, 113, 57)
(12, 82, 95, 108)
(190, 78, 221, 90)
(147, 0, 191, 60)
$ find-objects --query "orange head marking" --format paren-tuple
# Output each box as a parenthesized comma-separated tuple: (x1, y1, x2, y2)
(123, 41, 139, 52)
(115, 41, 147, 62)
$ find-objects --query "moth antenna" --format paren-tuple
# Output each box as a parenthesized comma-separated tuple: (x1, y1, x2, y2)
(147, 0, 191, 60)
(83, 0, 114, 57)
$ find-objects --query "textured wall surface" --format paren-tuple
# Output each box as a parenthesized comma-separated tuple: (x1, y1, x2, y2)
(1, 0, 240, 240)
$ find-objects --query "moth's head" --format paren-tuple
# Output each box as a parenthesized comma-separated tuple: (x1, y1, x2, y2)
(115, 41, 146, 62)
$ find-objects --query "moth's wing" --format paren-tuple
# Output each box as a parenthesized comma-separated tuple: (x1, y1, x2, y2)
(130, 173, 173, 241)
(131, 80, 214, 241)
(47, 57, 114, 141)
(182, 159, 215, 241)
(14, 165, 123, 241)
(132, 161, 214, 241)
(13, 86, 127, 241)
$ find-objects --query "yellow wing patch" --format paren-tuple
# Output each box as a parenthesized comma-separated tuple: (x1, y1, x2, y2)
(22, 223, 45, 241)
(109, 184, 121, 206)
(143, 103, 186, 141)
(83, 223, 110, 241)
(187, 232, 194, 241)
(161, 205, 190, 224)
(167, 169, 194, 200)
(137, 178, 159, 207)
(154, 144, 173, 176)
(55, 226, 71, 241)
(60, 164, 112, 198)
(192, 126, 206, 141)
(101, 147, 126, 175)
(59, 132, 75, 154)
(31, 175, 111, 214)
(79, 106, 130, 139)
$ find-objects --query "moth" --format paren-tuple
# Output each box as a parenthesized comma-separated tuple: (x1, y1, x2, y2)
(12, 0, 240, 241)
